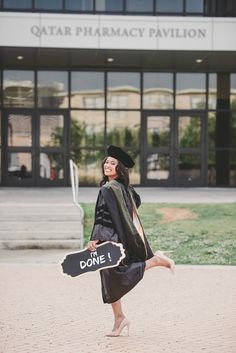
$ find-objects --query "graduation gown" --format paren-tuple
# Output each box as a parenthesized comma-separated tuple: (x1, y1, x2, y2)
(90, 180, 154, 303)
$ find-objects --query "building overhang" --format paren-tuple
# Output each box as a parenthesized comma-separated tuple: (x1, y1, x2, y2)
(0, 13, 236, 72)
(0, 47, 236, 72)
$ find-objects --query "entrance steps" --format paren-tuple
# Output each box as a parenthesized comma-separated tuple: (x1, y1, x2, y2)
(0, 203, 84, 250)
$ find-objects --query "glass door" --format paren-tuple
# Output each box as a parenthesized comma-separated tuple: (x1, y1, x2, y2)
(175, 113, 205, 186)
(37, 111, 68, 186)
(141, 112, 205, 186)
(141, 112, 174, 186)
(3, 110, 69, 186)
(4, 110, 35, 186)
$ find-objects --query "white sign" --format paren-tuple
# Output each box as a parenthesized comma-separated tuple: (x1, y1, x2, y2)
(0, 12, 236, 51)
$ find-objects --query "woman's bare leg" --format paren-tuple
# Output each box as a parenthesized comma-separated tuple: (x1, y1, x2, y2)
(110, 299, 125, 331)
(145, 252, 174, 272)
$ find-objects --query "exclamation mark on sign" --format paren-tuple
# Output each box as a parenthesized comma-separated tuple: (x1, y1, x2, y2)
(108, 252, 111, 262)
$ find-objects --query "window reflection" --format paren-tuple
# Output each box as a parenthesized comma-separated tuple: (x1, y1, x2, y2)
(230, 74, 236, 109)
(208, 74, 217, 109)
(40, 153, 64, 180)
(156, 0, 183, 13)
(143, 73, 173, 109)
(8, 114, 32, 147)
(178, 154, 201, 182)
(107, 72, 140, 109)
(3, 0, 32, 8)
(229, 150, 236, 186)
(208, 112, 216, 150)
(35, 0, 62, 10)
(37, 71, 68, 108)
(71, 72, 104, 108)
(65, 0, 93, 11)
(186, 0, 203, 13)
(96, 0, 123, 11)
(8, 152, 32, 179)
(230, 112, 236, 148)
(126, 0, 153, 12)
(147, 116, 170, 148)
(70, 110, 105, 150)
(178, 116, 201, 148)
(147, 154, 170, 180)
(76, 149, 104, 185)
(176, 73, 206, 109)
(40, 114, 64, 147)
(107, 111, 140, 148)
(3, 70, 34, 108)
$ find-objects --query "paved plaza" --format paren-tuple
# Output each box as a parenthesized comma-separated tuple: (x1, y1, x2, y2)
(0, 187, 236, 353)
(0, 259, 236, 353)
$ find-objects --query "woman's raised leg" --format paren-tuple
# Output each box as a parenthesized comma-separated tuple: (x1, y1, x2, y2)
(145, 251, 175, 274)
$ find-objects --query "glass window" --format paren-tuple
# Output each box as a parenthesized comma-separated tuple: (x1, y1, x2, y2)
(208, 112, 236, 186)
(156, 0, 183, 13)
(178, 154, 201, 182)
(3, 0, 32, 8)
(40, 114, 64, 147)
(40, 153, 64, 180)
(176, 73, 206, 109)
(208, 74, 217, 109)
(65, 0, 93, 11)
(230, 112, 236, 148)
(147, 153, 170, 181)
(126, 0, 153, 12)
(143, 73, 173, 109)
(70, 110, 105, 149)
(8, 152, 32, 180)
(35, 0, 62, 10)
(208, 148, 216, 186)
(107, 110, 141, 184)
(8, 114, 32, 147)
(74, 149, 104, 185)
(147, 115, 171, 148)
(3, 70, 35, 108)
(208, 112, 216, 150)
(71, 72, 105, 109)
(107, 111, 140, 149)
(107, 72, 140, 109)
(178, 116, 201, 148)
(96, 0, 123, 11)
(37, 71, 68, 108)
(230, 74, 236, 109)
(229, 150, 236, 187)
(186, 0, 204, 13)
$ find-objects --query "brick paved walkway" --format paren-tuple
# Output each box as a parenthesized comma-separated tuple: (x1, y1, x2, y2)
(1, 263, 236, 353)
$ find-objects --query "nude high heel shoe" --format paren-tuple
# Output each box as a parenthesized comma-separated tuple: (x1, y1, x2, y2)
(155, 251, 175, 275)
(106, 318, 130, 337)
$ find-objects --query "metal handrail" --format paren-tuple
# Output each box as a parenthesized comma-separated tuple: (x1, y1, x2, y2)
(69, 159, 84, 249)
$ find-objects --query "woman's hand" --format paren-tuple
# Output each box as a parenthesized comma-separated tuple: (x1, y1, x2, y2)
(87, 240, 99, 252)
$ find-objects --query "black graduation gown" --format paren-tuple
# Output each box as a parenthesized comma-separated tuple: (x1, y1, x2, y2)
(90, 181, 154, 304)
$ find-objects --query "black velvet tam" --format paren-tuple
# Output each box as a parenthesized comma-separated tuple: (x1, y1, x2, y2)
(107, 145, 135, 168)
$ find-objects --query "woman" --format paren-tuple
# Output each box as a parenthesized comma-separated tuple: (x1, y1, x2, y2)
(87, 145, 175, 337)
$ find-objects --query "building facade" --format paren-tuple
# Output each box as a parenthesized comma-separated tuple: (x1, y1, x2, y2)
(0, 0, 236, 187)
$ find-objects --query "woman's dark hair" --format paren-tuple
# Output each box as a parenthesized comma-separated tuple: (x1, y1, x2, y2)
(100, 157, 130, 187)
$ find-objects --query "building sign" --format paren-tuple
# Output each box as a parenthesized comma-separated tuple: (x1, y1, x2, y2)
(0, 12, 236, 51)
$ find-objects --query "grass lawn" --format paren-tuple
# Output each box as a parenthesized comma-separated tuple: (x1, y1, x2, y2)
(81, 203, 236, 265)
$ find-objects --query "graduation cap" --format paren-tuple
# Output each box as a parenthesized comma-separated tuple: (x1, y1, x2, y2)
(107, 145, 135, 168)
